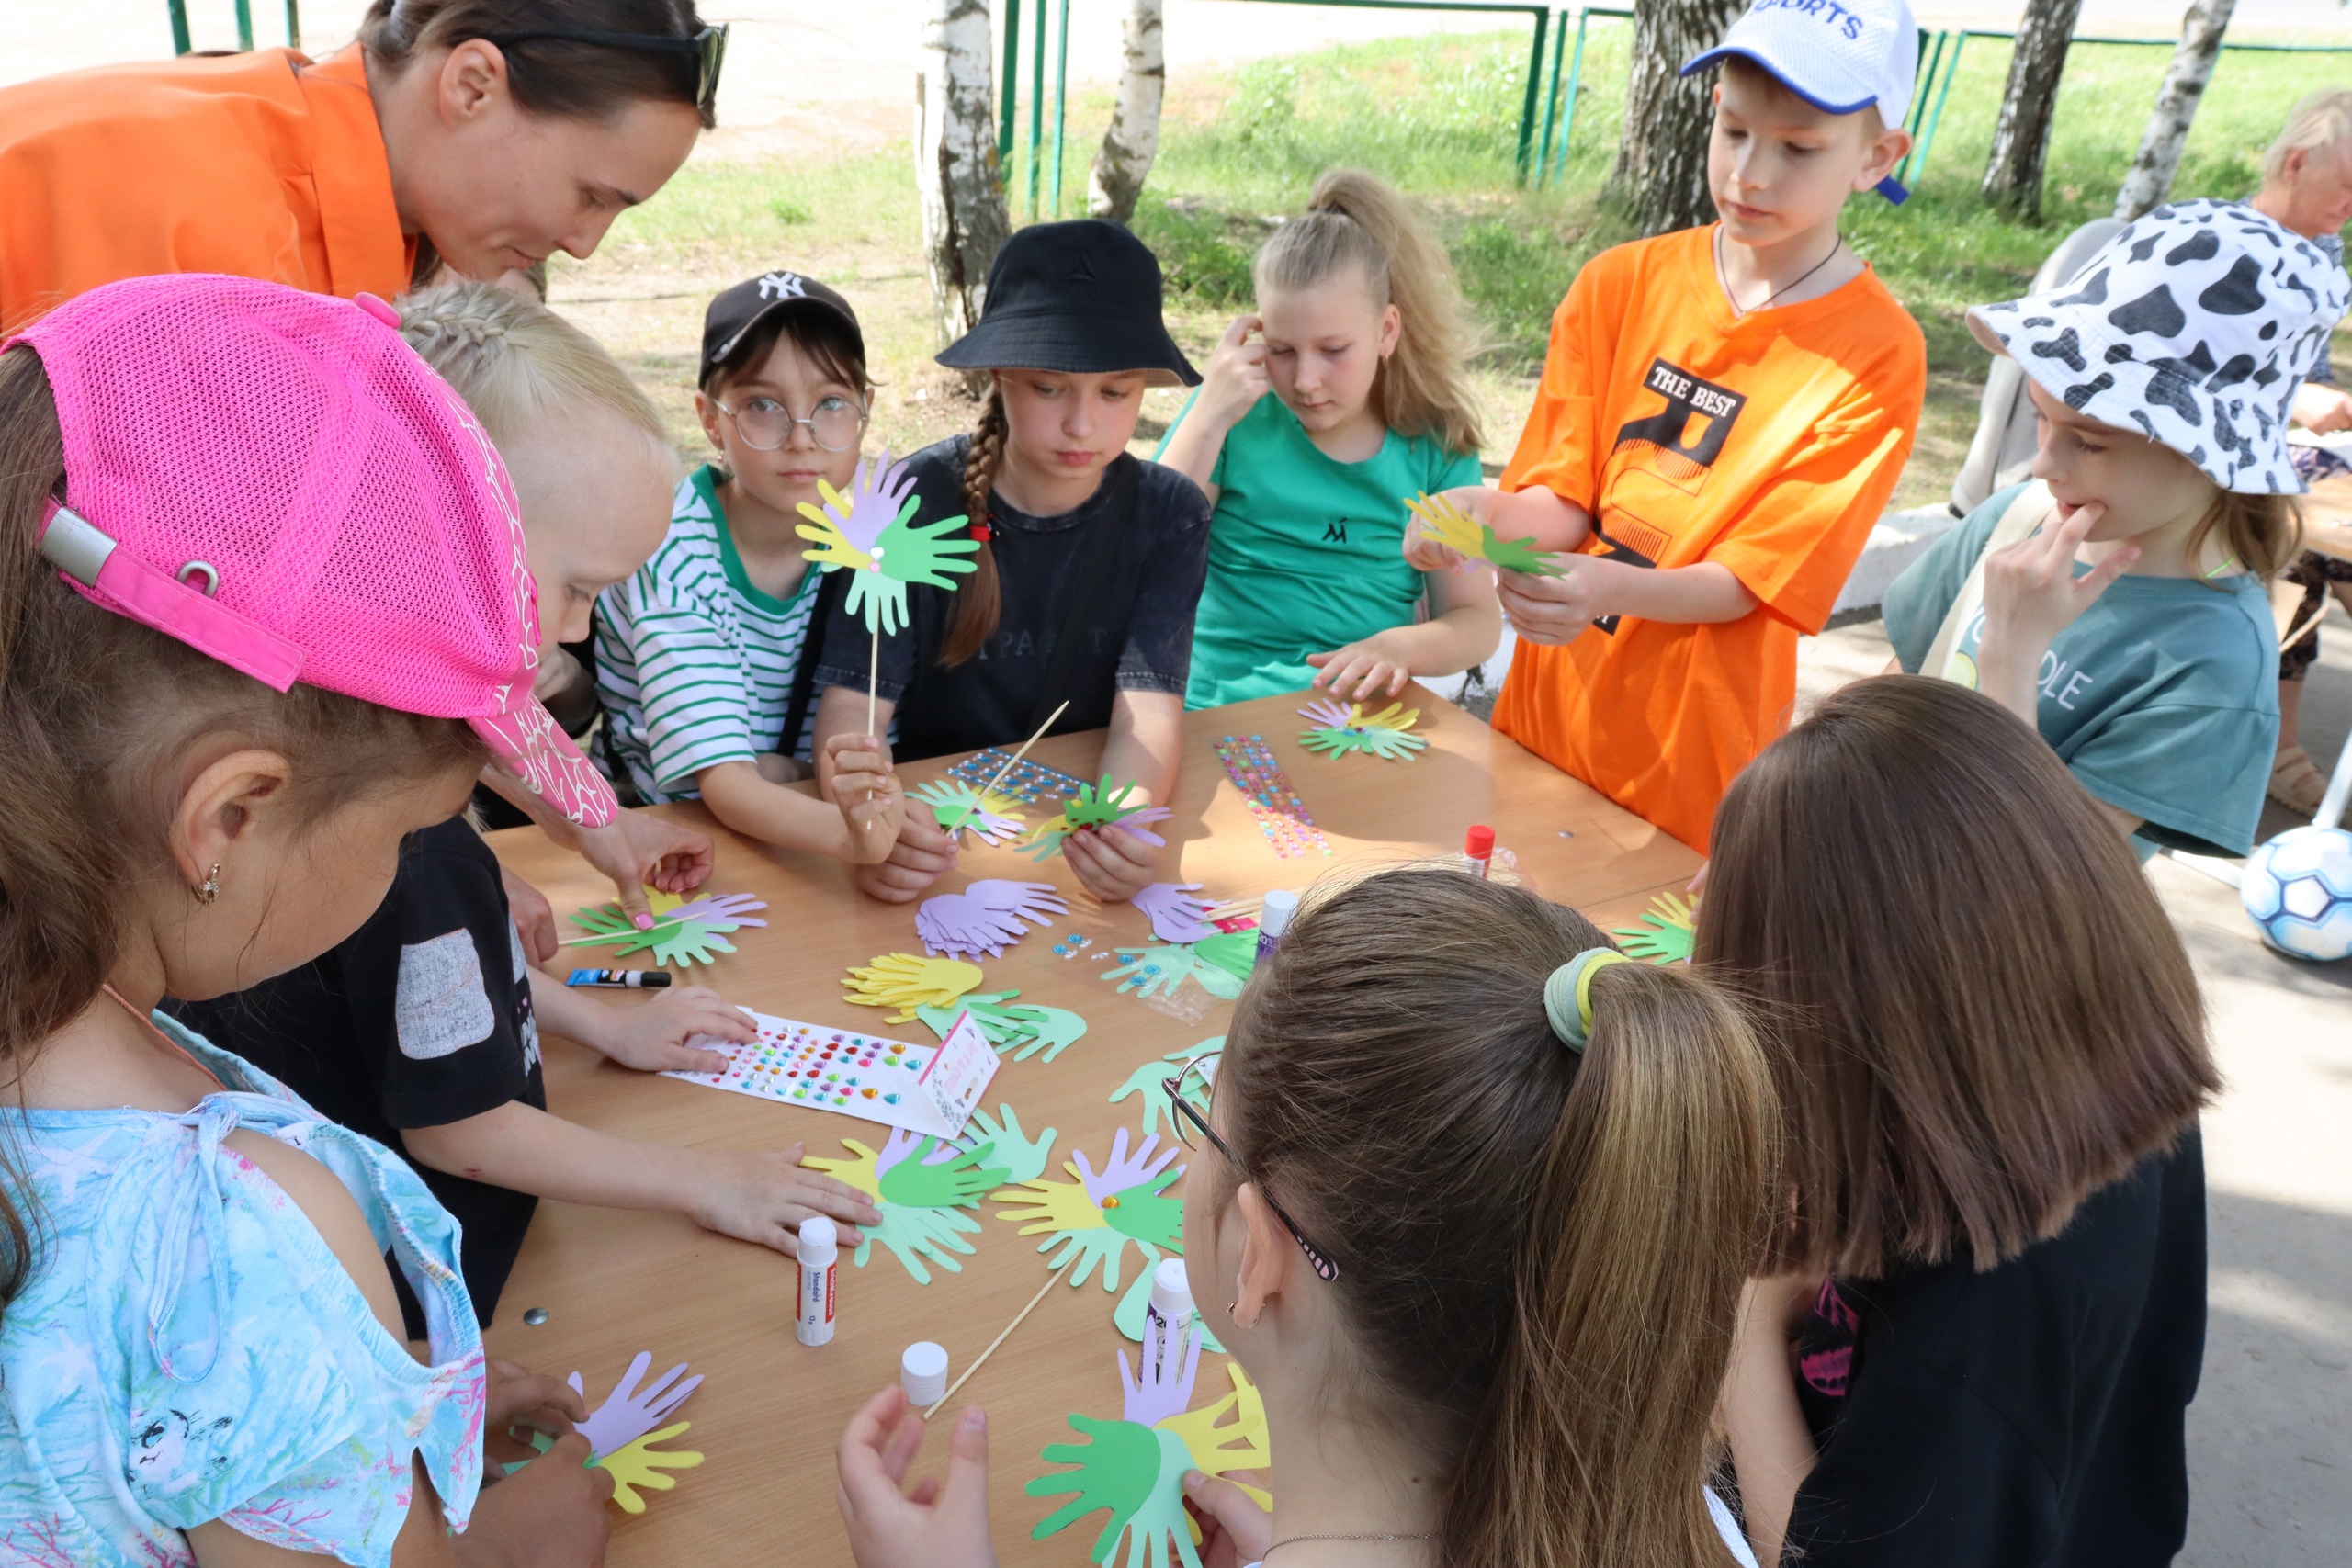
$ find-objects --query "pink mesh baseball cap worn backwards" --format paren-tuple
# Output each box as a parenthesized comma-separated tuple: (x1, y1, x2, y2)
(5, 273, 617, 827)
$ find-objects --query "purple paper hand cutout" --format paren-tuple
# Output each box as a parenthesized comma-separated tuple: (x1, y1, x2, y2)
(1073, 1128, 1182, 1203)
(963, 879, 1070, 931)
(1118, 1314, 1204, 1430)
(569, 1351, 702, 1461)
(663, 892, 769, 929)
(830, 452, 919, 556)
(1131, 883, 1215, 943)
(915, 893, 1027, 960)
(1298, 697, 1354, 730)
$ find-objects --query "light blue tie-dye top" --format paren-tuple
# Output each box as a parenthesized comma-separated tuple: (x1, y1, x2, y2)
(0, 1014, 486, 1567)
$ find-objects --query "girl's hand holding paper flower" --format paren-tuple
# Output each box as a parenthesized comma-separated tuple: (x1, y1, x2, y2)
(1066, 822, 1162, 903)
(827, 733, 908, 865)
(857, 815, 960, 904)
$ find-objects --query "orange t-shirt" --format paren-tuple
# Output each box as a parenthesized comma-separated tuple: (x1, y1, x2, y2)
(1492, 226, 1925, 852)
(0, 45, 412, 335)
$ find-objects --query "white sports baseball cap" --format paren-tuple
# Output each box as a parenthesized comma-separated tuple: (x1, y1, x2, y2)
(1682, 0, 1919, 203)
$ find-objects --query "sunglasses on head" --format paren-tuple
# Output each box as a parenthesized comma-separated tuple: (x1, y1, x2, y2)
(481, 23, 729, 118)
(1165, 1056, 1339, 1283)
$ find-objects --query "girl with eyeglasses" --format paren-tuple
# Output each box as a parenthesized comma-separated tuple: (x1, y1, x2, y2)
(596, 270, 911, 866)
(833, 866, 1777, 1568)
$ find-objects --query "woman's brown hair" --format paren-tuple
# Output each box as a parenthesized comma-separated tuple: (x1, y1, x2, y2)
(941, 384, 1009, 667)
(360, 0, 718, 129)
(1255, 168, 1485, 456)
(0, 348, 485, 1310)
(1698, 676, 2219, 1280)
(1217, 867, 1779, 1568)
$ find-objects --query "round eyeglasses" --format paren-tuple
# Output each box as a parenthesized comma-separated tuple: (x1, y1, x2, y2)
(711, 392, 867, 453)
(1164, 1054, 1340, 1282)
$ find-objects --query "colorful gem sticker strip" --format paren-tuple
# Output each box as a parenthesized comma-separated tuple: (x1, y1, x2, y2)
(1215, 735, 1331, 860)
(662, 1010, 999, 1137)
(944, 748, 1089, 805)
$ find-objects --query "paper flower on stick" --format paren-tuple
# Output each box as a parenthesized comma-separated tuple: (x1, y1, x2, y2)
(1131, 882, 1216, 943)
(1611, 891, 1697, 965)
(910, 779, 1029, 845)
(796, 452, 980, 637)
(843, 953, 985, 1022)
(566, 887, 769, 967)
(995, 1130, 1185, 1331)
(1028, 1341, 1271, 1568)
(917, 990, 1091, 1064)
(802, 1127, 1010, 1284)
(1022, 777, 1172, 862)
(1404, 489, 1566, 577)
(1298, 698, 1429, 761)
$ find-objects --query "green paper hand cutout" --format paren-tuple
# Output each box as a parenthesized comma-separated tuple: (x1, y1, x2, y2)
(957, 1104, 1057, 1184)
(918, 992, 1091, 1063)
(1108, 1039, 1221, 1143)
(1027, 1413, 1163, 1562)
(1191, 931, 1258, 986)
(1029, 1359, 1270, 1566)
(876, 1135, 1009, 1209)
(1104, 944, 1244, 1002)
(1403, 489, 1566, 577)
(796, 453, 978, 637)
(802, 1134, 988, 1285)
(1611, 891, 1697, 965)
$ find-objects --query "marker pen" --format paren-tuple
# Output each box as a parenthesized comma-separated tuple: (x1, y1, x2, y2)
(1256, 890, 1299, 962)
(1463, 825, 1496, 878)
(797, 1217, 838, 1346)
(566, 968, 672, 988)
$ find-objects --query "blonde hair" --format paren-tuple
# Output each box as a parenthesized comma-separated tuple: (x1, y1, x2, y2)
(2264, 89, 2352, 186)
(1255, 169, 1485, 456)
(395, 281, 669, 455)
(2189, 489, 2302, 585)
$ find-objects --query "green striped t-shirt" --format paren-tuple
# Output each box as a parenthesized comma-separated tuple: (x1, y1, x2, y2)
(595, 466, 822, 803)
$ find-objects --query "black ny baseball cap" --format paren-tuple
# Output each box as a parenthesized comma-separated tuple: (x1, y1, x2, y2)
(699, 269, 865, 388)
(936, 221, 1198, 388)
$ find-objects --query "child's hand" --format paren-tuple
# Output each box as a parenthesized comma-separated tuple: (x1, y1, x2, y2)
(590, 986, 754, 1074)
(1495, 557, 1607, 646)
(1064, 823, 1162, 902)
(829, 733, 908, 865)
(1197, 315, 1272, 430)
(856, 817, 959, 904)
(486, 1357, 590, 1445)
(820, 728, 898, 803)
(577, 810, 717, 929)
(688, 1144, 883, 1253)
(460, 1431, 613, 1565)
(1306, 629, 1416, 700)
(502, 867, 560, 966)
(1980, 500, 2136, 658)
(1182, 1471, 1272, 1568)
(1403, 484, 1491, 572)
(836, 1387, 1000, 1568)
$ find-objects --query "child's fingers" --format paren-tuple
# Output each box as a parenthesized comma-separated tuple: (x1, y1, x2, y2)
(2076, 543, 2141, 601)
(1220, 313, 1261, 347)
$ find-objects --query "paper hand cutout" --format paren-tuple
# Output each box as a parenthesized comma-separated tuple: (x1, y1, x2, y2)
(1611, 891, 1697, 965)
(1021, 778, 1172, 862)
(1297, 698, 1430, 762)
(1130, 882, 1216, 943)
(957, 1103, 1057, 1184)
(1193, 931, 1258, 986)
(915, 990, 1091, 1064)
(1405, 489, 1566, 578)
(995, 1129, 1185, 1322)
(1103, 943, 1244, 1002)
(803, 1134, 988, 1285)
(593, 1422, 704, 1514)
(797, 452, 979, 637)
(910, 778, 1029, 845)
(568, 1353, 702, 1461)
(1119, 1314, 1203, 1430)
(964, 879, 1070, 931)
(566, 887, 770, 967)
(1108, 1038, 1222, 1143)
(842, 953, 984, 1022)
(915, 894, 1030, 961)
(876, 1130, 1009, 1209)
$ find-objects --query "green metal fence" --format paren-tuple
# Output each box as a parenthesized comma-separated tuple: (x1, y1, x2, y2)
(167, 0, 300, 54)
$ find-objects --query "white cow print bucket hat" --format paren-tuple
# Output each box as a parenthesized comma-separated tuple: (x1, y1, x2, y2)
(1967, 198, 2350, 494)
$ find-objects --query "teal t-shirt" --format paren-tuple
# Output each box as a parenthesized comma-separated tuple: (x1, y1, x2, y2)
(1883, 482, 2279, 857)
(1182, 393, 1482, 709)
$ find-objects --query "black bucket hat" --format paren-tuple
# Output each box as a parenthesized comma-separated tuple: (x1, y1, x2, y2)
(700, 269, 865, 388)
(937, 220, 1199, 388)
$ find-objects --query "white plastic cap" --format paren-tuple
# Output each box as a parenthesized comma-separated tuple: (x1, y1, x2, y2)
(799, 1216, 837, 1252)
(901, 1340, 950, 1406)
(1260, 889, 1301, 938)
(1148, 1258, 1193, 1320)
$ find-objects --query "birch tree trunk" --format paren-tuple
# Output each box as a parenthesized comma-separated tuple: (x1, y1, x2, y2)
(914, 0, 1011, 357)
(1982, 0, 2086, 219)
(1088, 0, 1165, 224)
(2113, 0, 2237, 221)
(1604, 0, 1744, 237)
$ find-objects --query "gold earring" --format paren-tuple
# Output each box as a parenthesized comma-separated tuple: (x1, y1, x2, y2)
(198, 863, 220, 905)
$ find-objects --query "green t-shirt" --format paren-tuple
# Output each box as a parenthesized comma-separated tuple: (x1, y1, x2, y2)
(1883, 482, 2280, 857)
(1182, 393, 1481, 709)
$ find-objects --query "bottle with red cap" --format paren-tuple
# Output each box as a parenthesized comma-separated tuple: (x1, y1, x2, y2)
(1463, 825, 1496, 879)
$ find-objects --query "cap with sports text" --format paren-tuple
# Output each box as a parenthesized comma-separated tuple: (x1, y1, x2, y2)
(6, 273, 618, 826)
(1682, 0, 1919, 204)
(700, 269, 865, 387)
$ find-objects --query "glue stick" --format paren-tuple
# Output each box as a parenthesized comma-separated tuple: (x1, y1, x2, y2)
(1256, 890, 1299, 962)
(1463, 825, 1496, 878)
(901, 1341, 949, 1409)
(796, 1217, 838, 1347)
(1144, 1258, 1193, 1381)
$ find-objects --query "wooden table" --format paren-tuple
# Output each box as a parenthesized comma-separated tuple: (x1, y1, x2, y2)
(481, 686, 1697, 1563)
(2305, 473, 2352, 563)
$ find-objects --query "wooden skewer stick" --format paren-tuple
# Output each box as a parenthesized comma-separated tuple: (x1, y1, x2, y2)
(2282, 602, 2330, 656)
(1203, 897, 1264, 922)
(944, 700, 1070, 834)
(924, 1258, 1070, 1419)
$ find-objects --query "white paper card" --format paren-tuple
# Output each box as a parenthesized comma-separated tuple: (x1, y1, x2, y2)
(666, 1010, 998, 1138)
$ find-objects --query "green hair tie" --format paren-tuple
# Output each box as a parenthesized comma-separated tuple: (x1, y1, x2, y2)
(1544, 948, 1631, 1054)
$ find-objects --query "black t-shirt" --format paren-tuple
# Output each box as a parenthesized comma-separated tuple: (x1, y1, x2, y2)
(174, 818, 547, 1337)
(811, 435, 1212, 761)
(1783, 1127, 2207, 1568)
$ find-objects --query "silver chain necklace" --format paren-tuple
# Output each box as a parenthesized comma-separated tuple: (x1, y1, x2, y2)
(1715, 223, 1846, 317)
(1264, 1530, 1434, 1557)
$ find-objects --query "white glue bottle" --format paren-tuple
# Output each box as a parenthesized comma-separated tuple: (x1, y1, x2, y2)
(901, 1341, 949, 1410)
(1256, 889, 1299, 963)
(1144, 1258, 1194, 1380)
(797, 1216, 838, 1347)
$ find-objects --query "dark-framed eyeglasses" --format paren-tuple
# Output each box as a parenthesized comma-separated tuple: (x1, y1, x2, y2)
(1165, 1057, 1339, 1282)
(481, 23, 730, 119)
(709, 391, 868, 453)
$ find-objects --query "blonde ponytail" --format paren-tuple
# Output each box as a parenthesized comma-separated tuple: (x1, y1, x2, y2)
(1255, 169, 1486, 456)
(1218, 867, 1778, 1567)
(396, 282, 670, 455)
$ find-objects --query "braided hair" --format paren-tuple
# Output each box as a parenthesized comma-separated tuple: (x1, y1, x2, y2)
(941, 383, 1008, 667)
(395, 282, 667, 452)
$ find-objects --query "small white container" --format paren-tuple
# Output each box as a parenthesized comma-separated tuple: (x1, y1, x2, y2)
(1143, 1258, 1194, 1380)
(1256, 890, 1300, 962)
(901, 1341, 950, 1408)
(796, 1216, 838, 1347)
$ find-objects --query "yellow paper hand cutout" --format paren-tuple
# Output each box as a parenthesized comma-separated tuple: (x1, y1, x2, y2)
(842, 953, 985, 1022)
(593, 1421, 704, 1514)
(1157, 1363, 1271, 1480)
(991, 1160, 1106, 1235)
(1406, 489, 1485, 556)
(800, 1138, 885, 1201)
(1351, 701, 1419, 732)
(796, 479, 878, 571)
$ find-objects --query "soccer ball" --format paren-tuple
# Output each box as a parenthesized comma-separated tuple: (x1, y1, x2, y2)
(2241, 826, 2352, 962)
